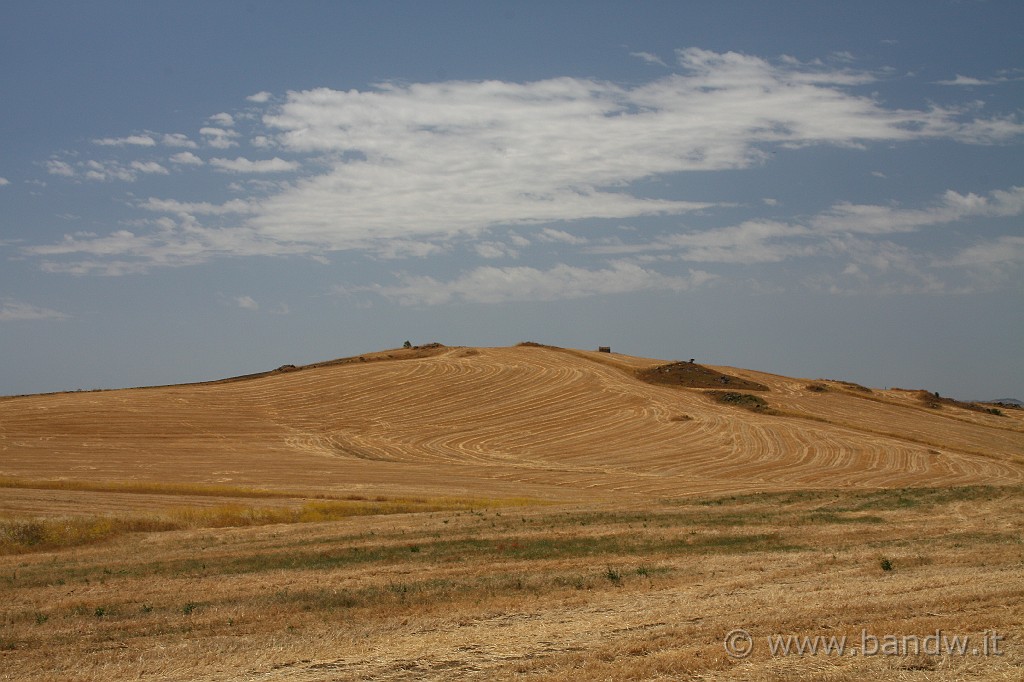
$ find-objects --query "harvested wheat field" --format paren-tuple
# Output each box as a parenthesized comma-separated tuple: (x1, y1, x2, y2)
(1, 344, 1022, 680)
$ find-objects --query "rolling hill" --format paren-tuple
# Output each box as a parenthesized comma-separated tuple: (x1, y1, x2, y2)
(2, 343, 1022, 517)
(4, 343, 1024, 681)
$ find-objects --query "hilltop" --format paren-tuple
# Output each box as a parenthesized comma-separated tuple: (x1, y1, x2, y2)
(2, 343, 1021, 518)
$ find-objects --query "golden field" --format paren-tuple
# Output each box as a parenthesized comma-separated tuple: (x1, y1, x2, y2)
(1, 344, 1022, 680)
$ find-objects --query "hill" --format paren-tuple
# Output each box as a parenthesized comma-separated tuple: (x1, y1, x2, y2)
(2, 343, 1021, 517)
(3, 344, 1024, 681)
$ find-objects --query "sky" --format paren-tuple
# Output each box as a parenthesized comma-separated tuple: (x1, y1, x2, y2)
(1, 1, 1022, 400)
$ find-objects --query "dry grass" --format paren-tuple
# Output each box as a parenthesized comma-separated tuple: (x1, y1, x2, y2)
(0, 477, 308, 499)
(0, 344, 1022, 679)
(0, 495, 540, 555)
(1, 485, 1021, 680)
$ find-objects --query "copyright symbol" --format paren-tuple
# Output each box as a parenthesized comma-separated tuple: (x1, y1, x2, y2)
(724, 629, 753, 658)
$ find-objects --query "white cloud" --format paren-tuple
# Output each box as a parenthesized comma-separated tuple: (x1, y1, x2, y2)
(0, 298, 68, 321)
(350, 262, 715, 305)
(474, 241, 519, 259)
(934, 235, 1024, 295)
(209, 157, 298, 173)
(23, 215, 309, 275)
(200, 127, 240, 149)
(630, 51, 667, 67)
(82, 160, 136, 182)
(944, 236, 1024, 268)
(371, 239, 446, 259)
(537, 228, 588, 245)
(665, 221, 816, 264)
(0, 177, 9, 186)
(130, 161, 169, 175)
(46, 160, 75, 177)
(933, 235, 1024, 292)
(935, 75, 995, 86)
(209, 112, 235, 127)
(24, 49, 1024, 278)
(169, 151, 204, 165)
(810, 186, 1024, 234)
(244, 51, 1018, 250)
(588, 186, 1024, 266)
(48, 157, 152, 182)
(234, 295, 259, 310)
(93, 134, 156, 147)
(162, 133, 198, 148)
(138, 197, 254, 215)
(247, 91, 272, 103)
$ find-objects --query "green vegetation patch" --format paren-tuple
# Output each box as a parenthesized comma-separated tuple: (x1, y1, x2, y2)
(636, 362, 769, 391)
(0, 497, 541, 555)
(914, 390, 1006, 416)
(706, 391, 774, 413)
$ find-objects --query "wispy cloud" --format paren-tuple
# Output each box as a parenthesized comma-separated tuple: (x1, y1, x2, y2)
(48, 158, 171, 182)
(537, 228, 588, 245)
(209, 156, 298, 173)
(24, 217, 307, 276)
(0, 298, 68, 321)
(93, 134, 156, 147)
(169, 151, 204, 165)
(630, 51, 667, 67)
(934, 235, 1024, 293)
(811, 187, 1024, 233)
(81, 160, 136, 182)
(0, 177, 9, 186)
(344, 262, 715, 305)
(944, 235, 1024, 268)
(588, 186, 1024, 265)
(200, 127, 239, 149)
(161, 133, 198, 148)
(208, 112, 235, 127)
(234, 295, 259, 310)
(474, 241, 519, 259)
(46, 159, 75, 177)
(935, 74, 995, 86)
(138, 197, 254, 215)
(130, 161, 169, 175)
(24, 49, 1024, 281)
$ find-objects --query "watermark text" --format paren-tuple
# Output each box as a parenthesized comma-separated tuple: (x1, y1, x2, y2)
(723, 628, 1005, 658)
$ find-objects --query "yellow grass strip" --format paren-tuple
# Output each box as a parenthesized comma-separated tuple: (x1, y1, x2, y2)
(0, 476, 309, 499)
(0, 496, 542, 555)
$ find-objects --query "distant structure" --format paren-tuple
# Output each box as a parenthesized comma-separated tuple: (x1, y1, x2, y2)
(598, 346, 611, 353)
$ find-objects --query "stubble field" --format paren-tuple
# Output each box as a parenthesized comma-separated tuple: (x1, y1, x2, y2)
(1, 344, 1022, 679)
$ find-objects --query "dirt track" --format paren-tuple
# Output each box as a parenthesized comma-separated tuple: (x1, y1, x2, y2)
(1, 345, 1021, 512)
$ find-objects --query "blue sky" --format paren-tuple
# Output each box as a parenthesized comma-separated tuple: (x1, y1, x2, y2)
(1, 1, 1022, 399)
